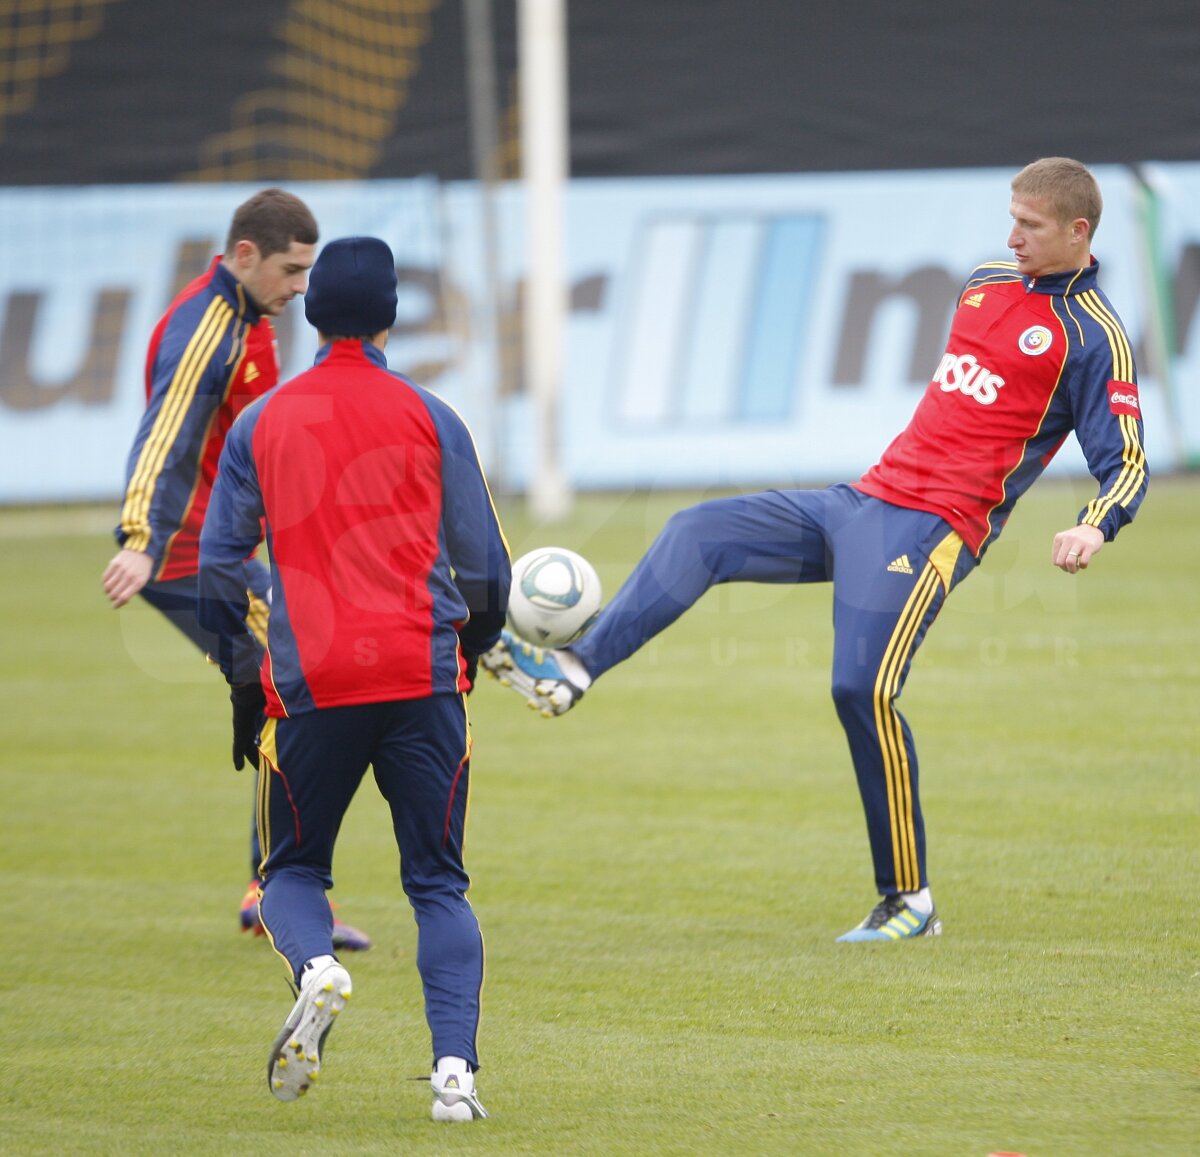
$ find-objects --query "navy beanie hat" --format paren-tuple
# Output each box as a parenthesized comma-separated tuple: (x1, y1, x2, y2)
(304, 236, 398, 336)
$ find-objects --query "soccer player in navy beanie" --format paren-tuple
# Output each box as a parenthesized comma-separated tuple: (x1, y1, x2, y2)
(199, 234, 510, 1119)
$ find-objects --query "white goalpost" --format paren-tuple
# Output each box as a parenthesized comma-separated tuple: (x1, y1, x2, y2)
(519, 0, 574, 520)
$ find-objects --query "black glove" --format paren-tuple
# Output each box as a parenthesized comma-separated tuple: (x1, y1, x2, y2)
(230, 682, 266, 771)
(463, 653, 480, 694)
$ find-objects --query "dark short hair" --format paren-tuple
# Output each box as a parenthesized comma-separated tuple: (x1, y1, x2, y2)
(225, 188, 319, 258)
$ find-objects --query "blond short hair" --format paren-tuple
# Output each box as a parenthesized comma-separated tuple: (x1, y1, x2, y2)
(1011, 157, 1103, 241)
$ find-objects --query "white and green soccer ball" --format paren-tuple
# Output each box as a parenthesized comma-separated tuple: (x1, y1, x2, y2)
(507, 547, 602, 648)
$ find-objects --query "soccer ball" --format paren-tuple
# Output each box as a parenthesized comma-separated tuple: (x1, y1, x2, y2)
(507, 547, 602, 648)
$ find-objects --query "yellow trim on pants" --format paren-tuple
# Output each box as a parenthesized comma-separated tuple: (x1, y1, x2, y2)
(872, 530, 963, 891)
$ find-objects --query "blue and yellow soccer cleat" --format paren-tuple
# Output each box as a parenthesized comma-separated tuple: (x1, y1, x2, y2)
(479, 630, 584, 717)
(837, 895, 942, 942)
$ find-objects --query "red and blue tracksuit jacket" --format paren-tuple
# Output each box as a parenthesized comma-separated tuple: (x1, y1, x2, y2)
(197, 340, 510, 715)
(856, 258, 1148, 556)
(116, 257, 277, 580)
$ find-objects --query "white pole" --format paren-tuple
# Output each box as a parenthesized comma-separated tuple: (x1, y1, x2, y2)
(519, 0, 573, 520)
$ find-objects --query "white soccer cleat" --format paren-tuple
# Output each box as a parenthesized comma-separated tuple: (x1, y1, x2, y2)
(266, 957, 352, 1101)
(480, 630, 584, 717)
(431, 1060, 489, 1121)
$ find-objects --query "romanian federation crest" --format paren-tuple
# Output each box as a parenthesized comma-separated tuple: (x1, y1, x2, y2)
(1018, 325, 1053, 356)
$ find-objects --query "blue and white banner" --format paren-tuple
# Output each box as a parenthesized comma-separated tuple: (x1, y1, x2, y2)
(0, 165, 1194, 503)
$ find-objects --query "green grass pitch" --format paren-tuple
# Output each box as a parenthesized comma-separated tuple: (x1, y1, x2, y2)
(2, 476, 1197, 1155)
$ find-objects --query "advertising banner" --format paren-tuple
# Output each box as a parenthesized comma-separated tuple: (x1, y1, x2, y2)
(0, 165, 1193, 504)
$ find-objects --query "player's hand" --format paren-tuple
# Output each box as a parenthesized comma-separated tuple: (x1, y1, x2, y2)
(101, 548, 155, 607)
(230, 682, 266, 771)
(462, 653, 480, 694)
(1052, 524, 1105, 574)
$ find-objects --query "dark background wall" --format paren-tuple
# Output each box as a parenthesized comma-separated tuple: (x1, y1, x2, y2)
(1, 0, 1197, 185)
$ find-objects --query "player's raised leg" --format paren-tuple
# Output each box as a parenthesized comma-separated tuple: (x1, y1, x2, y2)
(484, 490, 834, 713)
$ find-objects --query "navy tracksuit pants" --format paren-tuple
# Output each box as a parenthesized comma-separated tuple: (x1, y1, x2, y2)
(571, 484, 978, 896)
(256, 694, 483, 1068)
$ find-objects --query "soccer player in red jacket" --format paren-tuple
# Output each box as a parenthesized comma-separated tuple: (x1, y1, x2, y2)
(101, 189, 372, 952)
(484, 157, 1149, 942)
(198, 237, 510, 1119)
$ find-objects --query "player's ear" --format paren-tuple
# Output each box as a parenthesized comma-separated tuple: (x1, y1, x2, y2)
(232, 238, 261, 268)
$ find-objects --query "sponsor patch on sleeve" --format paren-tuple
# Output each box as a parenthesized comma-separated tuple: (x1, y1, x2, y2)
(1108, 381, 1140, 417)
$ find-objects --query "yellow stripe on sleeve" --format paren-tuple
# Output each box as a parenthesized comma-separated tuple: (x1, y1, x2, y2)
(1078, 291, 1134, 380)
(1082, 413, 1147, 529)
(119, 298, 233, 552)
(1073, 293, 1145, 529)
